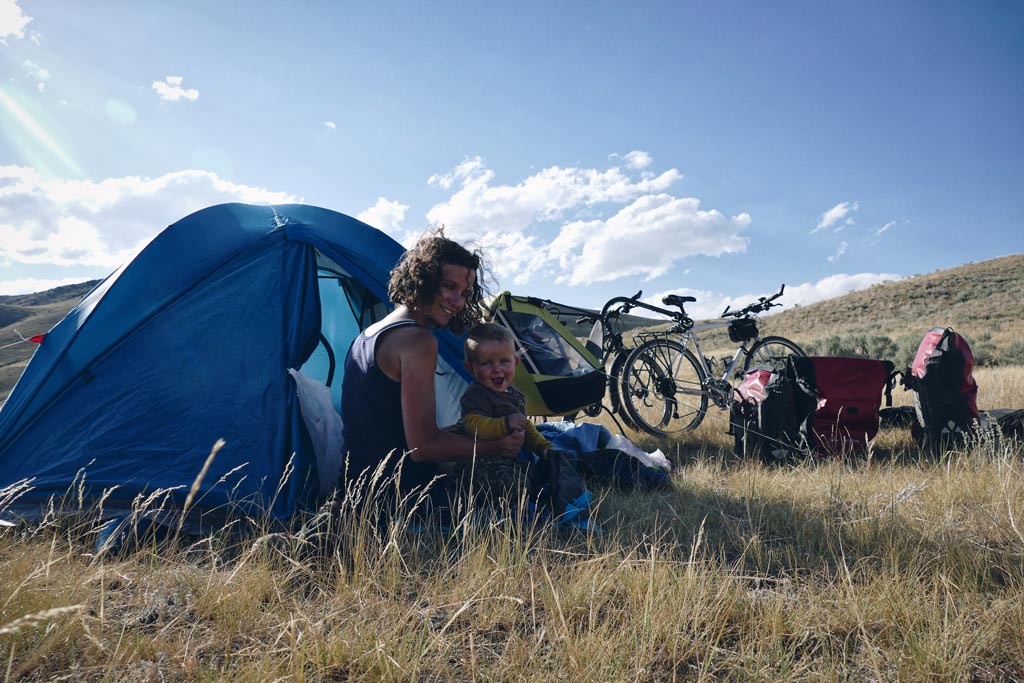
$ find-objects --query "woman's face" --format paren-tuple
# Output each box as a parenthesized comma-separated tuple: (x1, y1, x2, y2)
(422, 264, 476, 328)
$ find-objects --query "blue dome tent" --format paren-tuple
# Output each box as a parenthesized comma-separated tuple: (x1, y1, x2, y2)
(0, 203, 470, 527)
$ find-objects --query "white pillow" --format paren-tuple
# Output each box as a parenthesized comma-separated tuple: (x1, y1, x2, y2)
(288, 368, 344, 499)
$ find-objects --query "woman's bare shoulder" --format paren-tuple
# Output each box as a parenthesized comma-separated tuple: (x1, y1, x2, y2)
(382, 322, 435, 350)
(374, 320, 436, 377)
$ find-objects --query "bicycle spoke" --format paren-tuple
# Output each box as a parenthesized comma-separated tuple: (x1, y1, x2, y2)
(743, 336, 806, 373)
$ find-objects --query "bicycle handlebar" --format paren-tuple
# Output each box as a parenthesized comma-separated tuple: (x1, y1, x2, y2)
(595, 290, 696, 334)
(598, 290, 643, 319)
(720, 284, 782, 319)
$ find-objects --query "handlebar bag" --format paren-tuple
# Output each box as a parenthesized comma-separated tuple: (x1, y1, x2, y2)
(728, 318, 759, 343)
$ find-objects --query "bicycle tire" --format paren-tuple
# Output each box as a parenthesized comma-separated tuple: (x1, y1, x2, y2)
(605, 351, 639, 431)
(621, 339, 708, 436)
(743, 335, 806, 373)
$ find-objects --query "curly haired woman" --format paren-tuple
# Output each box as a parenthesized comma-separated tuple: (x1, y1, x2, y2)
(339, 232, 524, 512)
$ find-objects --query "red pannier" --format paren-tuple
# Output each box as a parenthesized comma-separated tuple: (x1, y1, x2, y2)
(790, 356, 896, 455)
(735, 367, 773, 404)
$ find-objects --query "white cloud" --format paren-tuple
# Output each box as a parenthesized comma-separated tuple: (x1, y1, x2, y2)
(646, 273, 902, 322)
(426, 156, 681, 238)
(0, 0, 31, 42)
(874, 220, 898, 236)
(21, 58, 48, 82)
(623, 150, 653, 170)
(812, 200, 858, 234)
(827, 240, 848, 263)
(0, 166, 295, 269)
(549, 194, 750, 286)
(21, 59, 49, 91)
(420, 155, 753, 288)
(0, 277, 94, 296)
(152, 75, 199, 102)
(357, 197, 408, 236)
(427, 156, 488, 192)
(784, 273, 902, 307)
(21, 60, 48, 80)
(324, 121, 336, 130)
(609, 150, 654, 170)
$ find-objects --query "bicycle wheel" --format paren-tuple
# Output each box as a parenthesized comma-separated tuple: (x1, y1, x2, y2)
(621, 339, 708, 436)
(743, 335, 806, 373)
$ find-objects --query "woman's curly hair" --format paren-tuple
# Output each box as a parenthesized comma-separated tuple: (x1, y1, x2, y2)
(388, 230, 487, 335)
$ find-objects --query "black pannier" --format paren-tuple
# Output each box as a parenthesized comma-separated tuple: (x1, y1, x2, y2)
(729, 366, 806, 463)
(902, 327, 979, 455)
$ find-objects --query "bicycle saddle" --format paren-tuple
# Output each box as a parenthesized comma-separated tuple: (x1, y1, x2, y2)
(662, 294, 696, 308)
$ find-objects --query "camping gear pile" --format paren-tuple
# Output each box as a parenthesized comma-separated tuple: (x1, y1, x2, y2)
(729, 326, 1023, 463)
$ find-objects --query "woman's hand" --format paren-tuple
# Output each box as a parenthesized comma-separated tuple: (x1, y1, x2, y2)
(489, 428, 525, 458)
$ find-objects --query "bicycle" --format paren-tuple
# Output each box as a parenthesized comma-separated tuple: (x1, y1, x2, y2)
(616, 285, 805, 436)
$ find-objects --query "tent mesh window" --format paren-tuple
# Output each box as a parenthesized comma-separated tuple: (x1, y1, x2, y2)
(301, 261, 390, 410)
(503, 311, 597, 377)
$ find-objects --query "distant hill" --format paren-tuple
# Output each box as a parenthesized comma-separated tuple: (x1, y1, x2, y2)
(0, 280, 101, 404)
(2, 254, 1022, 404)
(690, 253, 1024, 368)
(547, 254, 1024, 369)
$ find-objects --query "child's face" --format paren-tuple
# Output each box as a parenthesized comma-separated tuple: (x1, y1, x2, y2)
(465, 339, 518, 393)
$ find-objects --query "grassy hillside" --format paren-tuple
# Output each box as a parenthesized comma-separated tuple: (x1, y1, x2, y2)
(769, 253, 1024, 367)
(0, 280, 100, 404)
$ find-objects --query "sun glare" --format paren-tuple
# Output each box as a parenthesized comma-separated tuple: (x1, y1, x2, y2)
(0, 87, 81, 176)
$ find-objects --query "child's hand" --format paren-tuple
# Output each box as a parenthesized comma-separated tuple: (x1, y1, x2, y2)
(505, 413, 529, 433)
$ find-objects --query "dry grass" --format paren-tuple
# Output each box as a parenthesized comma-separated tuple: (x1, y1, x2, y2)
(4, 376, 1024, 681)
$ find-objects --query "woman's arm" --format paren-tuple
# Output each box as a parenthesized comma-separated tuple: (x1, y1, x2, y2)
(389, 325, 523, 462)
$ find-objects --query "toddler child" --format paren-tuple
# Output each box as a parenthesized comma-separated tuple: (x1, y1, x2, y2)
(453, 322, 552, 504)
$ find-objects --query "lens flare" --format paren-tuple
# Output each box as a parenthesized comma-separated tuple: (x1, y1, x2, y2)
(0, 87, 82, 176)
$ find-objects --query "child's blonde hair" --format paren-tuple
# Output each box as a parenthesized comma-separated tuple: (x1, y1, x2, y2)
(463, 322, 515, 363)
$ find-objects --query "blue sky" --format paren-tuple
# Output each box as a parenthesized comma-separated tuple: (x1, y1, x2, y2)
(1, 1, 1021, 319)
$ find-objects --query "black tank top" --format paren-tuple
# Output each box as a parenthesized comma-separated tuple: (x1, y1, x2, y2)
(340, 320, 439, 490)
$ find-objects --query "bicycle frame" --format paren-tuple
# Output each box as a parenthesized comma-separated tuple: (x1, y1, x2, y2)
(670, 320, 757, 409)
